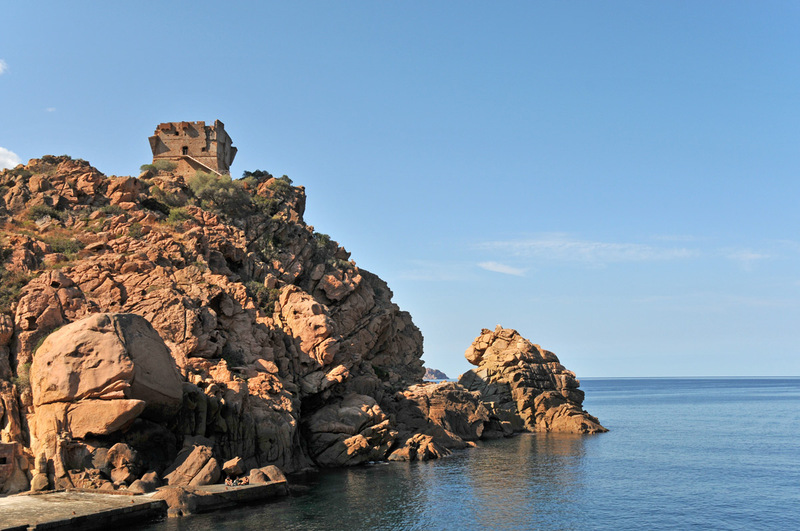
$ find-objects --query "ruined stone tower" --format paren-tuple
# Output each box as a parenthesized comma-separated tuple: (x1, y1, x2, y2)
(148, 120, 237, 177)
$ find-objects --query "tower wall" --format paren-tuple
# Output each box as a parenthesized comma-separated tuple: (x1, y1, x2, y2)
(148, 120, 237, 176)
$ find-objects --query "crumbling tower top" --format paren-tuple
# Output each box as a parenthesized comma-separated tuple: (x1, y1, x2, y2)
(148, 120, 237, 177)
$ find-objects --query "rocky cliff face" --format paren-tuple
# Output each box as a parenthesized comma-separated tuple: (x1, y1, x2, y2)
(0, 155, 604, 495)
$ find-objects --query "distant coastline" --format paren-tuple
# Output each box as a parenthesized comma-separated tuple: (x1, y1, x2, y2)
(423, 367, 450, 380)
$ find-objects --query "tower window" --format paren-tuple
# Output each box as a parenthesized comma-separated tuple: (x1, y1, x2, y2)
(182, 146, 189, 155)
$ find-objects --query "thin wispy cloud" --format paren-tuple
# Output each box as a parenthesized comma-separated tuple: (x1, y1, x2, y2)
(477, 261, 526, 276)
(724, 249, 770, 271)
(0, 59, 7, 75)
(478, 233, 695, 265)
(726, 250, 769, 262)
(0, 147, 21, 169)
(45, 107, 56, 112)
(650, 234, 702, 242)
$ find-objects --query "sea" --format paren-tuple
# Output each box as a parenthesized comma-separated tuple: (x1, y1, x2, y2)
(143, 378, 800, 530)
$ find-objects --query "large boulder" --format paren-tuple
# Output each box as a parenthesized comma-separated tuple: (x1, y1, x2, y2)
(31, 313, 183, 420)
(28, 313, 184, 487)
(164, 445, 221, 487)
(33, 400, 145, 439)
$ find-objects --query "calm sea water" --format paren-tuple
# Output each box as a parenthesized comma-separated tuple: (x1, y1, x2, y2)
(144, 378, 800, 530)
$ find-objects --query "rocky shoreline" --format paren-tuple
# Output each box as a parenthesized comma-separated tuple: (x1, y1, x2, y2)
(0, 154, 604, 515)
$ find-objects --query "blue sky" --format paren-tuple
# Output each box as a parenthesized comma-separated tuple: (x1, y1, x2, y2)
(2, 2, 798, 377)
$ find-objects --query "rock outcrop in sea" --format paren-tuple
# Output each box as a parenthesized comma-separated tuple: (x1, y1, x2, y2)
(460, 326, 606, 435)
(0, 155, 604, 497)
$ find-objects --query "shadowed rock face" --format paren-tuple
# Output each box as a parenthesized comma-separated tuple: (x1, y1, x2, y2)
(0, 155, 604, 495)
(303, 393, 397, 467)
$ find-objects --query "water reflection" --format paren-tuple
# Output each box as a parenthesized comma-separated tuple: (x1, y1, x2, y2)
(142, 434, 589, 531)
(140, 380, 800, 531)
(465, 434, 588, 530)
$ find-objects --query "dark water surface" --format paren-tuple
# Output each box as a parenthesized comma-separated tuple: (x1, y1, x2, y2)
(143, 378, 800, 530)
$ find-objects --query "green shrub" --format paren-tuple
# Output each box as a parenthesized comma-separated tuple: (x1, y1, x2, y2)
(242, 169, 274, 181)
(128, 222, 144, 239)
(312, 232, 334, 261)
(27, 204, 63, 221)
(267, 175, 293, 194)
(253, 195, 281, 216)
(7, 167, 32, 179)
(241, 170, 279, 193)
(167, 207, 193, 225)
(187, 171, 251, 216)
(186, 171, 216, 193)
(150, 185, 186, 207)
(152, 160, 177, 172)
(256, 233, 281, 262)
(326, 257, 351, 269)
(11, 362, 31, 391)
(33, 155, 64, 175)
(314, 232, 331, 248)
(240, 176, 258, 189)
(140, 164, 156, 172)
(245, 281, 281, 314)
(42, 235, 85, 258)
(0, 266, 32, 314)
(40, 155, 64, 165)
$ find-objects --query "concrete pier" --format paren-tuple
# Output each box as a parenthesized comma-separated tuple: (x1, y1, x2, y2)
(0, 480, 289, 529)
(0, 490, 167, 530)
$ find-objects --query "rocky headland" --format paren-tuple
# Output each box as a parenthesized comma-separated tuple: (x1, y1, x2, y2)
(0, 155, 605, 506)
(423, 368, 449, 380)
